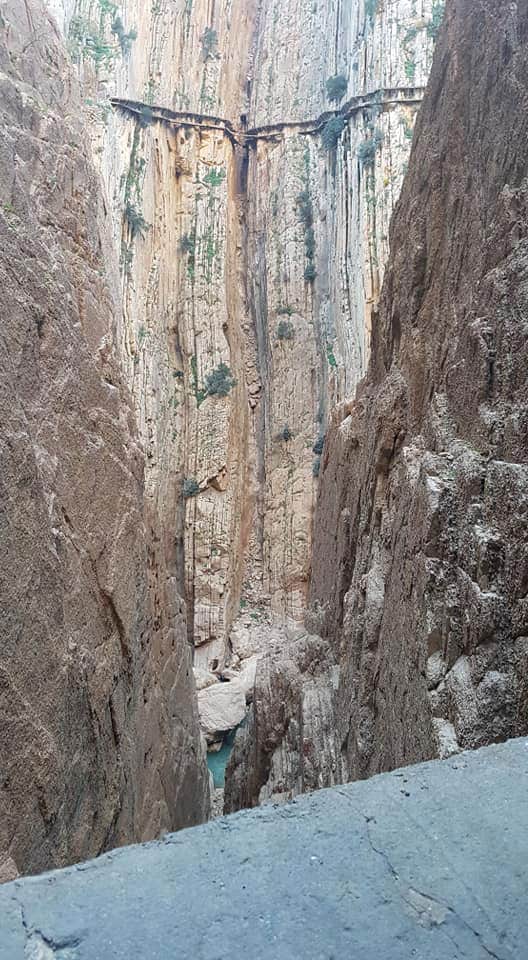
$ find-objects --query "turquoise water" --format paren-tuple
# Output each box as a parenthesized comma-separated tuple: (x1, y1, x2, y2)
(206, 727, 239, 788)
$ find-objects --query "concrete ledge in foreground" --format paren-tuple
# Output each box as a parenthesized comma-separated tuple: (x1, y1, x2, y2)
(1, 738, 527, 959)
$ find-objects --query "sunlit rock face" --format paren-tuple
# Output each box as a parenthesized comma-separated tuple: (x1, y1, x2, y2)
(56, 0, 438, 677)
(0, 0, 209, 879)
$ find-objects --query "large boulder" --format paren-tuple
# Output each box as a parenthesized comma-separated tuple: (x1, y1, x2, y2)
(198, 680, 247, 741)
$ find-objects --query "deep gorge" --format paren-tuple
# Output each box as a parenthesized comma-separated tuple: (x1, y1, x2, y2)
(1, 0, 527, 884)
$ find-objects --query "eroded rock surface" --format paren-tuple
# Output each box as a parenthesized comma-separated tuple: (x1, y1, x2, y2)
(53, 0, 440, 683)
(0, 0, 208, 877)
(225, 631, 343, 812)
(310, 0, 528, 779)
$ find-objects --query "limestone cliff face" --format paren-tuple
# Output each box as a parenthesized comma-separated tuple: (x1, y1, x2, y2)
(55, 0, 439, 687)
(310, 0, 528, 779)
(0, 0, 209, 880)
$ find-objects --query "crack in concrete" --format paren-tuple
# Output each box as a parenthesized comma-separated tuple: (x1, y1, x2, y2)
(354, 816, 511, 960)
(12, 893, 81, 958)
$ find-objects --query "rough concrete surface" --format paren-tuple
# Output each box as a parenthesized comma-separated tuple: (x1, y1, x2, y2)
(1, 739, 527, 959)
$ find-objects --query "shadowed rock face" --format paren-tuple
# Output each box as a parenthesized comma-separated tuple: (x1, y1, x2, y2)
(0, 1, 208, 880)
(311, 0, 528, 780)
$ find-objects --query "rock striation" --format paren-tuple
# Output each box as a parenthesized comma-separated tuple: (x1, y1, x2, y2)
(52, 0, 440, 690)
(310, 0, 528, 780)
(0, 0, 209, 879)
(227, 0, 528, 810)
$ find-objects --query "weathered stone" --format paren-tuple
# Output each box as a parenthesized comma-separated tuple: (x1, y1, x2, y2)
(198, 680, 247, 741)
(0, 0, 209, 878)
(1, 739, 527, 960)
(225, 633, 343, 811)
(309, 0, 528, 781)
(48, 0, 439, 684)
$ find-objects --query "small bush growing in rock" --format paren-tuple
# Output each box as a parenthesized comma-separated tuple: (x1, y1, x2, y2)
(313, 434, 325, 455)
(357, 128, 384, 166)
(204, 362, 236, 398)
(183, 478, 200, 498)
(279, 424, 293, 442)
(427, 1, 445, 39)
(111, 16, 137, 55)
(321, 116, 346, 151)
(124, 202, 149, 239)
(365, 0, 378, 20)
(313, 457, 321, 477)
(326, 74, 347, 102)
(277, 320, 294, 341)
(304, 263, 316, 282)
(180, 233, 195, 254)
(297, 189, 313, 226)
(277, 320, 295, 340)
(201, 27, 218, 60)
(277, 305, 294, 316)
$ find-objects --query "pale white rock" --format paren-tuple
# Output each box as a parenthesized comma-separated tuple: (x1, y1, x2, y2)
(193, 668, 218, 691)
(198, 679, 247, 739)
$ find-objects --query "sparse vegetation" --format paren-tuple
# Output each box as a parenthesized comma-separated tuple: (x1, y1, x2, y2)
(111, 16, 137, 55)
(428, 1, 446, 40)
(326, 347, 337, 369)
(69, 17, 116, 67)
(365, 0, 378, 20)
(278, 424, 293, 442)
(204, 362, 236, 398)
(277, 305, 294, 316)
(404, 56, 416, 84)
(277, 320, 294, 341)
(180, 233, 196, 254)
(321, 115, 346, 151)
(313, 434, 325, 455)
(183, 478, 200, 498)
(325, 74, 347, 103)
(297, 188, 317, 281)
(201, 26, 218, 60)
(124, 202, 150, 239)
(203, 167, 226, 188)
(357, 127, 383, 166)
(139, 104, 154, 126)
(313, 457, 321, 477)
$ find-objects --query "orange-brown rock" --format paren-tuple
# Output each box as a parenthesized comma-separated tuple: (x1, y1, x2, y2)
(0, 1, 209, 878)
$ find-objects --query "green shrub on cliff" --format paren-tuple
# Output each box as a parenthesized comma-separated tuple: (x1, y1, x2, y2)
(124, 202, 149, 239)
(204, 362, 236, 398)
(183, 479, 200, 498)
(277, 321, 294, 341)
(428, 1, 446, 39)
(325, 74, 347, 103)
(111, 16, 137, 55)
(201, 27, 218, 60)
(321, 116, 345, 151)
(357, 128, 383, 166)
(278, 424, 293, 442)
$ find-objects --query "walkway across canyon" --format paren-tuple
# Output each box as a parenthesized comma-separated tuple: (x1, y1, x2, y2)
(110, 85, 425, 144)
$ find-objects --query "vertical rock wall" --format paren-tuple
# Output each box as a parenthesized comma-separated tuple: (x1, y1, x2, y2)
(58, 0, 439, 672)
(0, 0, 209, 880)
(311, 0, 528, 780)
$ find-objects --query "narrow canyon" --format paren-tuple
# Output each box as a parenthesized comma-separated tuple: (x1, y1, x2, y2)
(0, 0, 527, 884)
